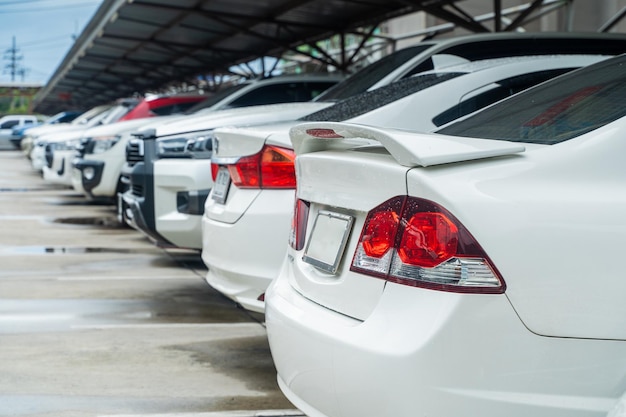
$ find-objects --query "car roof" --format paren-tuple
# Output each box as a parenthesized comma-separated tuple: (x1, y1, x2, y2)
(317, 31, 626, 102)
(302, 54, 606, 124)
(420, 54, 607, 74)
(188, 73, 344, 114)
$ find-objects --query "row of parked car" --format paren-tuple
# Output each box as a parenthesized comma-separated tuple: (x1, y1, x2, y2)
(15, 31, 626, 417)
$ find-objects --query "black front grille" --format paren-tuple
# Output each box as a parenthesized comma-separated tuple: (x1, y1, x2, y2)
(44, 144, 54, 168)
(131, 184, 144, 197)
(126, 140, 143, 165)
(75, 138, 89, 157)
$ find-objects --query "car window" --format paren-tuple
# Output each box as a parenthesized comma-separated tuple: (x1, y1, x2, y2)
(437, 55, 626, 144)
(432, 68, 574, 127)
(0, 120, 20, 129)
(225, 82, 336, 108)
(101, 103, 137, 124)
(150, 101, 203, 116)
(300, 73, 462, 122)
(185, 83, 249, 114)
(56, 113, 81, 123)
(297, 82, 341, 101)
(314, 44, 434, 102)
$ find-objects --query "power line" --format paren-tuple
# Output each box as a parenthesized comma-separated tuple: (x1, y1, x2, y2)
(0, 0, 100, 14)
(19, 35, 73, 48)
(0, 0, 96, 5)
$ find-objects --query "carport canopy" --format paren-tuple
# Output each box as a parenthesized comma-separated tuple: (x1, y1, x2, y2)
(32, 0, 582, 114)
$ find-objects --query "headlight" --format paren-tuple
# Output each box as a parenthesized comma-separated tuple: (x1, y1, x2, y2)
(88, 135, 121, 154)
(156, 130, 213, 158)
(156, 137, 188, 157)
(56, 138, 82, 151)
(185, 132, 214, 159)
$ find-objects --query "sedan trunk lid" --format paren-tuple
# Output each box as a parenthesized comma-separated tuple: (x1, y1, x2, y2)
(289, 122, 525, 320)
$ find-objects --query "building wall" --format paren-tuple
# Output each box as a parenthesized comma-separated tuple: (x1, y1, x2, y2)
(383, 0, 626, 49)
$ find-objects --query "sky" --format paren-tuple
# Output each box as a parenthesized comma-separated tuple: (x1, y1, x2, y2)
(0, 0, 103, 85)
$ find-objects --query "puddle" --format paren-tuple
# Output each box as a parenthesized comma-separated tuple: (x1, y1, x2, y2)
(47, 199, 114, 206)
(0, 246, 162, 255)
(172, 336, 281, 393)
(52, 216, 124, 228)
(0, 187, 45, 192)
(0, 283, 255, 333)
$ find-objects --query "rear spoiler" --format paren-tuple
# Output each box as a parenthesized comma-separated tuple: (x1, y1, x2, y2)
(290, 122, 525, 167)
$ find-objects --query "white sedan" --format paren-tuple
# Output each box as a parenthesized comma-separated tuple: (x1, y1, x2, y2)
(202, 54, 607, 314)
(265, 54, 626, 416)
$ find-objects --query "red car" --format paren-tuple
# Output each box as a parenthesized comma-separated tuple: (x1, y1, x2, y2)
(118, 95, 206, 121)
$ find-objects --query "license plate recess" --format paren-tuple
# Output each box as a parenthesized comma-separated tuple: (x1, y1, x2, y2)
(211, 166, 231, 204)
(303, 210, 353, 274)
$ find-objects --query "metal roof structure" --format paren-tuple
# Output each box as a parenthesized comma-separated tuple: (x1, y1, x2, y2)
(31, 0, 594, 114)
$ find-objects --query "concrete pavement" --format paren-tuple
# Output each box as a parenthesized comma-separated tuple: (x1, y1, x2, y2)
(0, 150, 301, 417)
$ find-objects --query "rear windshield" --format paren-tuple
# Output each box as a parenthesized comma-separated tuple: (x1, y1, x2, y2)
(432, 68, 573, 127)
(314, 44, 433, 102)
(301, 73, 461, 122)
(437, 55, 626, 144)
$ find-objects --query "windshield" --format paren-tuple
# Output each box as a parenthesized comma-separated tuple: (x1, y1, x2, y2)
(314, 44, 434, 102)
(185, 83, 249, 114)
(71, 105, 111, 125)
(437, 55, 626, 144)
(100, 104, 135, 124)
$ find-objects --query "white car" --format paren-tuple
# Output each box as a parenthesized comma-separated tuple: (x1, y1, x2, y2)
(201, 54, 607, 313)
(72, 76, 341, 204)
(123, 101, 333, 248)
(31, 103, 129, 172)
(21, 105, 110, 158)
(121, 32, 626, 251)
(265, 54, 626, 417)
(69, 117, 183, 196)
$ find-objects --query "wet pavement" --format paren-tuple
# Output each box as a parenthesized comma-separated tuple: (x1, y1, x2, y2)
(0, 150, 301, 417)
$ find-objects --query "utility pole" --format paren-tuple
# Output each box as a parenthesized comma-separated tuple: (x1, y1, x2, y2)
(4, 36, 24, 82)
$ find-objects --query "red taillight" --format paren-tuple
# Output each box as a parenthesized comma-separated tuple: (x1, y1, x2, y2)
(228, 154, 259, 187)
(211, 163, 219, 181)
(360, 196, 404, 260)
(289, 198, 310, 250)
(261, 146, 296, 188)
(398, 212, 458, 268)
(351, 196, 505, 294)
(362, 211, 400, 257)
(227, 145, 296, 189)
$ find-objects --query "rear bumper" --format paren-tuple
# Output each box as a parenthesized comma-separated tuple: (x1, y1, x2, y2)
(201, 188, 294, 314)
(266, 254, 626, 417)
